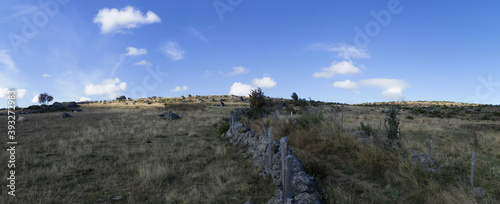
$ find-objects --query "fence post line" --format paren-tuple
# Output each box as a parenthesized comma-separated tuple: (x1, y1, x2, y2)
(470, 152, 476, 187)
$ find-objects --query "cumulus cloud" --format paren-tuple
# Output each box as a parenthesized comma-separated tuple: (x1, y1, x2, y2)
(79, 97, 91, 102)
(93, 6, 161, 33)
(134, 60, 152, 66)
(161, 41, 185, 61)
(84, 78, 127, 99)
(42, 74, 51, 77)
(0, 50, 17, 72)
(358, 78, 409, 100)
(229, 82, 253, 96)
(229, 76, 277, 96)
(333, 80, 359, 92)
(313, 61, 362, 78)
(0, 88, 26, 99)
(170, 85, 189, 93)
(252, 77, 277, 88)
(225, 66, 249, 76)
(31, 94, 39, 103)
(308, 43, 370, 60)
(125, 47, 147, 56)
(333, 78, 409, 100)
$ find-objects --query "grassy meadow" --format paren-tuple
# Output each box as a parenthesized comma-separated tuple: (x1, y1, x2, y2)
(0, 100, 274, 203)
(1, 97, 499, 203)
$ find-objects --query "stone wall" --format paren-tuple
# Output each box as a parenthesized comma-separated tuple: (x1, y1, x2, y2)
(222, 108, 322, 204)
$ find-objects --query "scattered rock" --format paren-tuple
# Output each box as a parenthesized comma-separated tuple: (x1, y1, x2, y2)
(112, 195, 122, 200)
(61, 112, 71, 118)
(353, 130, 366, 138)
(197, 99, 205, 103)
(473, 187, 486, 198)
(17, 116, 28, 121)
(72, 108, 82, 112)
(62, 101, 78, 108)
(159, 111, 180, 120)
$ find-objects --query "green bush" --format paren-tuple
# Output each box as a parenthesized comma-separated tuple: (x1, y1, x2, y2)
(298, 112, 322, 129)
(219, 122, 230, 135)
(385, 106, 400, 141)
(358, 122, 375, 136)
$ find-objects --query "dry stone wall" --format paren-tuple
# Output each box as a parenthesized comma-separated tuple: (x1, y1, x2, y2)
(222, 108, 322, 204)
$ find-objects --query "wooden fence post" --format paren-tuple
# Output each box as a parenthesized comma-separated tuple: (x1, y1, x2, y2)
(280, 137, 288, 202)
(470, 152, 476, 187)
(341, 112, 344, 127)
(284, 155, 293, 202)
(428, 139, 433, 157)
(267, 127, 273, 171)
(262, 121, 267, 135)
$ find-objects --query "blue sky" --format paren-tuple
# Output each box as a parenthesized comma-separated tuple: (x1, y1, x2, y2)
(1, 0, 499, 107)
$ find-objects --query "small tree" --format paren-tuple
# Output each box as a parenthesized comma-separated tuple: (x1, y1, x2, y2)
(385, 106, 400, 141)
(248, 87, 267, 118)
(38, 93, 53, 105)
(291, 92, 298, 101)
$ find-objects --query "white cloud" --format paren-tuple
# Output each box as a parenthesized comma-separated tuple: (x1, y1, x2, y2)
(0, 50, 17, 72)
(79, 97, 91, 102)
(186, 26, 207, 43)
(31, 94, 39, 103)
(252, 77, 277, 88)
(358, 78, 409, 100)
(93, 6, 161, 33)
(84, 78, 127, 99)
(308, 43, 370, 60)
(170, 85, 189, 93)
(313, 61, 362, 78)
(42, 74, 51, 77)
(333, 80, 359, 92)
(134, 60, 152, 66)
(161, 41, 185, 61)
(229, 76, 277, 96)
(0, 88, 26, 99)
(229, 82, 253, 96)
(224, 66, 249, 76)
(126, 47, 147, 56)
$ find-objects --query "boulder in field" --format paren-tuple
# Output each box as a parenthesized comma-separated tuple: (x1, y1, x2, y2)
(61, 112, 71, 118)
(159, 111, 180, 120)
(17, 116, 28, 121)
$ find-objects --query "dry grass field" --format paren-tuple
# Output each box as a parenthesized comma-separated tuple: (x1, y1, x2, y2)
(0, 101, 274, 203)
(1, 97, 499, 204)
(261, 102, 500, 203)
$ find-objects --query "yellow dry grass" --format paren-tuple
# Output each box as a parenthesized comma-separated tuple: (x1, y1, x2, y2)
(0, 103, 273, 203)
